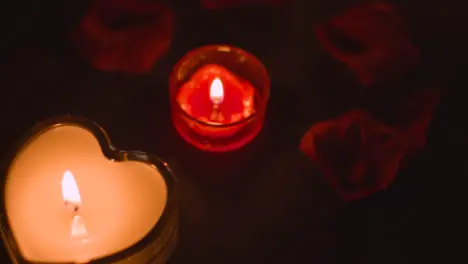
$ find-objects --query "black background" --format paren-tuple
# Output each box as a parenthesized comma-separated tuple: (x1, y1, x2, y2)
(0, 0, 466, 263)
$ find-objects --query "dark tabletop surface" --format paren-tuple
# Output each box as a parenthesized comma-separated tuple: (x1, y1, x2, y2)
(0, 0, 467, 263)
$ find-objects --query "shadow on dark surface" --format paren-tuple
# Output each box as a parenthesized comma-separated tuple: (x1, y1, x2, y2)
(1, 0, 467, 263)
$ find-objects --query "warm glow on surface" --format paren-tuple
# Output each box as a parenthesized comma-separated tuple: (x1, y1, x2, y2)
(61, 170, 81, 205)
(209, 78, 224, 104)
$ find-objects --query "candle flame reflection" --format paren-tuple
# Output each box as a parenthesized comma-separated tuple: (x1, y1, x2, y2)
(71, 215, 88, 238)
(61, 170, 81, 206)
(209, 78, 224, 105)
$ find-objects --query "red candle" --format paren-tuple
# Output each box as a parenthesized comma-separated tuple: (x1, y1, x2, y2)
(176, 65, 256, 138)
(170, 45, 270, 152)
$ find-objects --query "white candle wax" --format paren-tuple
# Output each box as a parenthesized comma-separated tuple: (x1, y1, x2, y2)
(4, 125, 168, 263)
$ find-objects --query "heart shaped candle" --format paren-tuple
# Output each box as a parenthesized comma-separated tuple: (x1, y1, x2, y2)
(0, 116, 178, 264)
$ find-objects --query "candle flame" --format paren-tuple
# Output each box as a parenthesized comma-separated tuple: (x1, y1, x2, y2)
(62, 170, 81, 205)
(209, 78, 224, 104)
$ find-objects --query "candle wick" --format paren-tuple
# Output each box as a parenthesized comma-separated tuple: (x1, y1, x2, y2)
(211, 104, 226, 122)
(64, 200, 80, 213)
(210, 103, 219, 120)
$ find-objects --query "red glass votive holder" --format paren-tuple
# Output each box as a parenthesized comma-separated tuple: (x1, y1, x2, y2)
(170, 45, 270, 152)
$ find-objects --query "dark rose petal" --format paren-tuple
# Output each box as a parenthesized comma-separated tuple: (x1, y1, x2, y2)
(201, 0, 285, 9)
(388, 88, 441, 152)
(300, 110, 411, 202)
(313, 2, 419, 86)
(72, 0, 174, 73)
(344, 122, 363, 147)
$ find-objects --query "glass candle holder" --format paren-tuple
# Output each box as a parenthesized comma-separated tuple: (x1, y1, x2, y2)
(170, 45, 270, 152)
(0, 116, 178, 264)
